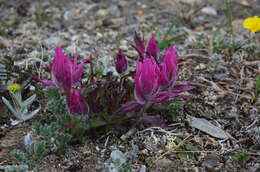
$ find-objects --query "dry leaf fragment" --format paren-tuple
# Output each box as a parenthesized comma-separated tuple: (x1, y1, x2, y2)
(187, 115, 229, 139)
(201, 6, 217, 16)
(240, 0, 252, 7)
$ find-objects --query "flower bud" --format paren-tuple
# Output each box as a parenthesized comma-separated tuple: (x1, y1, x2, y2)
(115, 51, 128, 74)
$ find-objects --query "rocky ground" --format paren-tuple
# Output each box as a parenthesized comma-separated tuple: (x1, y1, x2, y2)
(0, 0, 260, 171)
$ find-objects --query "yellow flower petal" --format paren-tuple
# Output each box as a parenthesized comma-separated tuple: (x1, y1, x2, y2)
(243, 16, 260, 33)
(8, 83, 21, 92)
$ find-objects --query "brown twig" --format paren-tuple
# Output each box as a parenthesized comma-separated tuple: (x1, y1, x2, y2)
(169, 150, 215, 153)
(120, 104, 149, 141)
(196, 76, 252, 99)
(245, 115, 260, 130)
(138, 126, 187, 137)
(248, 152, 260, 156)
(180, 54, 208, 60)
(155, 134, 193, 161)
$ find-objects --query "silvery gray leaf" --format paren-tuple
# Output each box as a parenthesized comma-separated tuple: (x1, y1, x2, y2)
(139, 165, 146, 172)
(22, 94, 36, 107)
(24, 133, 33, 151)
(2, 97, 16, 115)
(110, 150, 126, 165)
(10, 119, 21, 126)
(0, 164, 28, 172)
(10, 91, 22, 105)
(107, 163, 118, 172)
(201, 6, 217, 16)
(22, 107, 40, 121)
(187, 115, 229, 139)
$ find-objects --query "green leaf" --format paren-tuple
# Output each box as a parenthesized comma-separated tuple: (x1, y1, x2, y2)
(33, 142, 49, 159)
(82, 85, 97, 95)
(162, 21, 176, 41)
(233, 150, 249, 162)
(159, 34, 186, 50)
(57, 133, 71, 154)
(89, 118, 102, 128)
(10, 150, 29, 165)
(44, 87, 67, 115)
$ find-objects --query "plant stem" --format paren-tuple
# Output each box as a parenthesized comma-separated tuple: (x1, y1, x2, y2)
(120, 102, 151, 140)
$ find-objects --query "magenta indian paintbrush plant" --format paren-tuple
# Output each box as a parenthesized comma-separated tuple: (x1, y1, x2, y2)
(32, 32, 195, 130)
(134, 34, 194, 104)
(115, 34, 185, 106)
(33, 45, 91, 117)
(115, 33, 195, 118)
(33, 46, 90, 91)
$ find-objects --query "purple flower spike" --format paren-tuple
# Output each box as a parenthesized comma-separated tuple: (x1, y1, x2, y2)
(67, 89, 89, 117)
(145, 33, 160, 60)
(159, 46, 179, 89)
(132, 32, 145, 61)
(134, 58, 160, 104)
(115, 51, 128, 74)
(51, 46, 91, 90)
(134, 32, 145, 52)
(34, 45, 90, 91)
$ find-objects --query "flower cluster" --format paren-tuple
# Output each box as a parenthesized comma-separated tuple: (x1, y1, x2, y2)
(243, 16, 260, 33)
(116, 33, 195, 106)
(33, 46, 90, 117)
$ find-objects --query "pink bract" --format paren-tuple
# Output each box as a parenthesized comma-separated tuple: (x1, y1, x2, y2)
(134, 57, 161, 104)
(159, 46, 179, 89)
(67, 89, 89, 117)
(132, 33, 159, 62)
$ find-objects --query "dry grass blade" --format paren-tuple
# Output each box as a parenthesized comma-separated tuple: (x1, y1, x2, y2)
(138, 126, 186, 137)
(196, 76, 252, 99)
(155, 134, 193, 161)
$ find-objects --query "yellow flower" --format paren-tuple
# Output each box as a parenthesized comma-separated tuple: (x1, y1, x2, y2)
(243, 16, 260, 33)
(8, 83, 21, 92)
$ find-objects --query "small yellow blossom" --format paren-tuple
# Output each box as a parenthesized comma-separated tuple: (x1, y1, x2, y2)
(243, 16, 260, 33)
(8, 84, 21, 92)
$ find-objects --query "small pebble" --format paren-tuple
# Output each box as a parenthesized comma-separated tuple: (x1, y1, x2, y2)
(213, 73, 229, 80)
